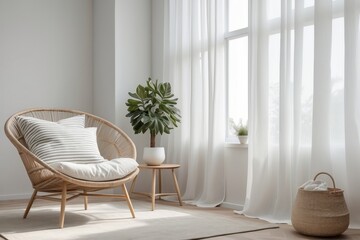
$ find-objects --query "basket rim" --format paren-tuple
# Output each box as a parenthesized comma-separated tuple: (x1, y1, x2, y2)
(298, 187, 344, 194)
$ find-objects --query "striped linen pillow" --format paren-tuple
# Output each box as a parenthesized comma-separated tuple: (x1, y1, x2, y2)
(57, 114, 85, 128)
(16, 116, 105, 165)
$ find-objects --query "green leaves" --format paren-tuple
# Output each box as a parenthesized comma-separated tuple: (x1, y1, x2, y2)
(125, 78, 181, 146)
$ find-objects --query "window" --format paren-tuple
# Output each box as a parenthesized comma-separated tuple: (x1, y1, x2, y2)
(264, 0, 345, 145)
(225, 0, 344, 143)
(226, 0, 249, 142)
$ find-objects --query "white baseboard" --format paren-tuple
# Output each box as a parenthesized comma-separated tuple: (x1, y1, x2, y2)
(220, 202, 244, 211)
(0, 192, 32, 201)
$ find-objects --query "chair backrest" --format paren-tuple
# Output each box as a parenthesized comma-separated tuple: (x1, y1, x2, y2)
(5, 109, 137, 187)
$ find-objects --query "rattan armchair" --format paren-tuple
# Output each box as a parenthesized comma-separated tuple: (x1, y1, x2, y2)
(4, 109, 139, 228)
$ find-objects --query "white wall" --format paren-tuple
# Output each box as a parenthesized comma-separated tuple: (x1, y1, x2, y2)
(93, 0, 116, 122)
(222, 145, 248, 210)
(151, 0, 164, 80)
(114, 0, 151, 137)
(0, 0, 94, 199)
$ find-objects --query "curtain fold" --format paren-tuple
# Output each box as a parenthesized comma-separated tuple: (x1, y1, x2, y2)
(161, 0, 225, 207)
(242, 0, 360, 228)
(344, 0, 360, 227)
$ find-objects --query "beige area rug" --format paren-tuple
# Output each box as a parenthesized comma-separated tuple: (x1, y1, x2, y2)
(0, 200, 278, 240)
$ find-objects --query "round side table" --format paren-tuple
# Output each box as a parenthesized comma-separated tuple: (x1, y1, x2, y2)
(130, 164, 183, 210)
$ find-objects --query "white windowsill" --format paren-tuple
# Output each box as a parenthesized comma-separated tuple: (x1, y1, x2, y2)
(224, 142, 248, 148)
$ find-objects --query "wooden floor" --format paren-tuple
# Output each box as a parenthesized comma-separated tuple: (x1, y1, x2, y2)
(0, 197, 359, 240)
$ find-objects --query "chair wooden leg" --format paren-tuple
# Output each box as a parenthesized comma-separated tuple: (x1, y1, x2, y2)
(59, 183, 67, 228)
(83, 190, 88, 210)
(121, 184, 135, 218)
(23, 189, 38, 219)
(172, 169, 183, 206)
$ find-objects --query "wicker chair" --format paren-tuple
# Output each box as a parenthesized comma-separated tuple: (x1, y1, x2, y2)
(4, 109, 139, 228)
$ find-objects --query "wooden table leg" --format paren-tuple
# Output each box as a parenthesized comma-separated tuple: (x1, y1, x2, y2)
(172, 169, 183, 206)
(158, 169, 162, 200)
(151, 169, 156, 211)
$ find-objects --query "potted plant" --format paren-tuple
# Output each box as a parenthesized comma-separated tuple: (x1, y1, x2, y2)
(230, 119, 248, 144)
(125, 78, 181, 165)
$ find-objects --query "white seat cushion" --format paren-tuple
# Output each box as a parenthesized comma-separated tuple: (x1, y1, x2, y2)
(50, 158, 139, 181)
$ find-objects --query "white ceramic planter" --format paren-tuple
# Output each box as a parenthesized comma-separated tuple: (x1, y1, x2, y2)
(238, 136, 248, 144)
(143, 147, 165, 166)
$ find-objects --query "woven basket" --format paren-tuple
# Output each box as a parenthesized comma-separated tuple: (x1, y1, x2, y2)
(291, 172, 349, 237)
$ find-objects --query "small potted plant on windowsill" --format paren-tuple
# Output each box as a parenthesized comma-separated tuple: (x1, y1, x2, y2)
(125, 77, 181, 165)
(230, 119, 248, 144)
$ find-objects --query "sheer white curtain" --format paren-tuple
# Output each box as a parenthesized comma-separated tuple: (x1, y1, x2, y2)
(242, 0, 360, 227)
(161, 0, 226, 207)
